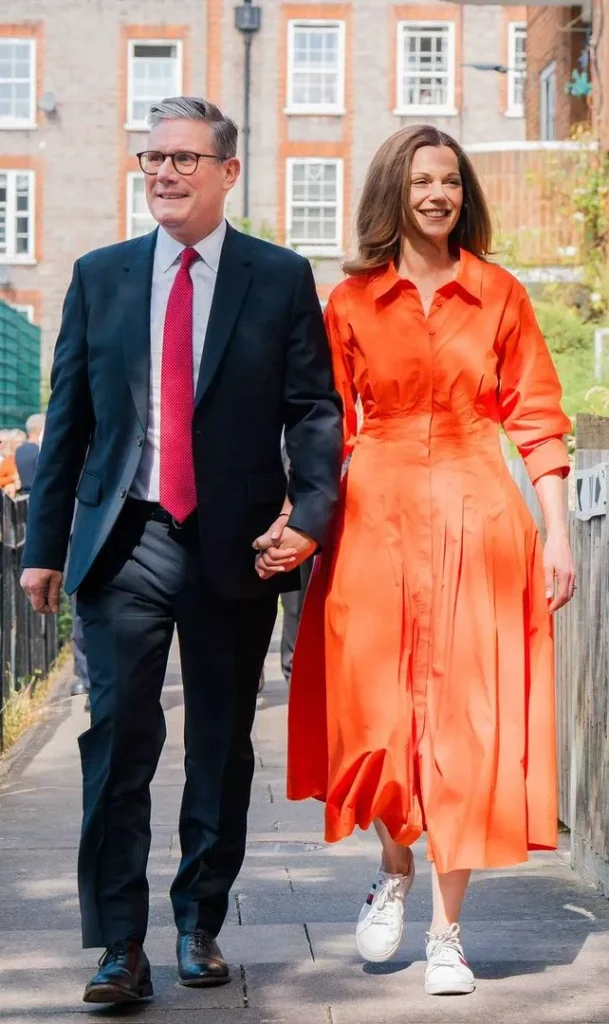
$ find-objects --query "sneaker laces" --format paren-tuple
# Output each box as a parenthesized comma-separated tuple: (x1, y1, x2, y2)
(426, 923, 466, 967)
(366, 875, 406, 924)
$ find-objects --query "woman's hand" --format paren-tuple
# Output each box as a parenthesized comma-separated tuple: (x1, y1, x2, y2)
(543, 527, 575, 613)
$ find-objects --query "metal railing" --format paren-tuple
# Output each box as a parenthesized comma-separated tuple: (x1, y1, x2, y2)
(0, 491, 59, 751)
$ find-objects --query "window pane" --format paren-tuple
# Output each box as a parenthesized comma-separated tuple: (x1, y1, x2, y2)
(290, 24, 341, 107)
(401, 25, 451, 108)
(130, 42, 180, 121)
(0, 170, 32, 258)
(0, 40, 33, 122)
(290, 162, 339, 246)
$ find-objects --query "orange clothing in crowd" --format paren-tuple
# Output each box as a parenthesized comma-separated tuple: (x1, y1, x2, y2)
(0, 454, 18, 491)
(287, 251, 571, 873)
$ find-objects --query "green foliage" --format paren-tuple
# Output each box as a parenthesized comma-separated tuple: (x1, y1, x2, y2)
(58, 591, 72, 647)
(533, 299, 597, 419)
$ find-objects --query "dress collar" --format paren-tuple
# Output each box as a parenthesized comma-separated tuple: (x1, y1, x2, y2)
(369, 248, 484, 305)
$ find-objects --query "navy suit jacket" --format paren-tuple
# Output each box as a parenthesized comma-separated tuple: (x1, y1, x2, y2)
(23, 224, 343, 599)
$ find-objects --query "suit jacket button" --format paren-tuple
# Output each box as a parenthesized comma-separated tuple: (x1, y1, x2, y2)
(120, 487, 127, 499)
(137, 436, 144, 447)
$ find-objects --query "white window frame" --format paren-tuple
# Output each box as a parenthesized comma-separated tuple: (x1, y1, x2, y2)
(506, 22, 526, 118)
(395, 21, 457, 116)
(286, 157, 343, 257)
(9, 303, 35, 323)
(125, 39, 183, 131)
(286, 20, 346, 115)
(126, 172, 157, 239)
(0, 38, 36, 130)
(540, 60, 557, 142)
(0, 169, 35, 264)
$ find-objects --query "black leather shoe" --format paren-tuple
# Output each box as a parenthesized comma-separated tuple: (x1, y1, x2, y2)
(177, 931, 230, 987)
(70, 678, 87, 696)
(83, 940, 153, 1004)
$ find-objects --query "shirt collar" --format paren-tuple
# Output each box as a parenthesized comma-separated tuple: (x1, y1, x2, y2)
(155, 218, 228, 274)
(369, 248, 483, 305)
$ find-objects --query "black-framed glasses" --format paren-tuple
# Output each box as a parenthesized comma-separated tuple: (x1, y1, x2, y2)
(137, 150, 223, 175)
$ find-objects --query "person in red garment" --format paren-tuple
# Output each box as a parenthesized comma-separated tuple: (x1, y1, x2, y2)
(259, 125, 575, 996)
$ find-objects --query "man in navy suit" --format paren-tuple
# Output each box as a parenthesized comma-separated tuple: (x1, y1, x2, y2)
(21, 97, 342, 1005)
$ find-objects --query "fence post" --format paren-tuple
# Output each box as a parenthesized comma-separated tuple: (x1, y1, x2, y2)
(568, 414, 609, 893)
(0, 491, 61, 752)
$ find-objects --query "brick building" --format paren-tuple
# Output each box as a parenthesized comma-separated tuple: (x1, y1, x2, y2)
(524, 3, 590, 140)
(1, 0, 529, 371)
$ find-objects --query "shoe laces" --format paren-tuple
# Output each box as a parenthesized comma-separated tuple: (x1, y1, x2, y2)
(189, 931, 213, 956)
(426, 923, 466, 967)
(99, 940, 130, 967)
(366, 875, 406, 924)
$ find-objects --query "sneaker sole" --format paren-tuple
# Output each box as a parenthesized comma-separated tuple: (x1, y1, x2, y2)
(425, 981, 475, 996)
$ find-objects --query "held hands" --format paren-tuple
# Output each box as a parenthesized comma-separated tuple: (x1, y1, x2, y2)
(253, 514, 317, 580)
(20, 568, 63, 614)
(543, 527, 576, 614)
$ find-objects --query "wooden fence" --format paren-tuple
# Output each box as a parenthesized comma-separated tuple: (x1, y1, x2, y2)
(505, 417, 609, 894)
(467, 143, 588, 268)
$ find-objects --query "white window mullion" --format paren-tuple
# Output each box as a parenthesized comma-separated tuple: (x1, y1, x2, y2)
(507, 23, 526, 118)
(287, 21, 345, 115)
(286, 158, 343, 255)
(396, 21, 456, 116)
(0, 170, 34, 262)
(126, 172, 156, 238)
(0, 38, 36, 129)
(126, 40, 183, 129)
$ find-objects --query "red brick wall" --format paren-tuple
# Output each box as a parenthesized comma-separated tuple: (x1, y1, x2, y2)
(525, 5, 589, 140)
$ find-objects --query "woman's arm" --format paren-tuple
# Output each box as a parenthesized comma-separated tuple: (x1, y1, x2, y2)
(534, 470, 575, 612)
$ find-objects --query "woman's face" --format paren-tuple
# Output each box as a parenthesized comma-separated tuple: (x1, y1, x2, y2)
(408, 145, 464, 242)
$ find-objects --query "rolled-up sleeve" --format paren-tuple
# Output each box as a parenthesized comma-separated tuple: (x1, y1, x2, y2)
(499, 284, 571, 483)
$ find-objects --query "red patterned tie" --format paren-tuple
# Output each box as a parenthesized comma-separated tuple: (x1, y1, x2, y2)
(159, 246, 199, 523)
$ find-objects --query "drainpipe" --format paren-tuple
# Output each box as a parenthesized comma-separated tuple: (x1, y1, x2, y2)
(234, 0, 262, 221)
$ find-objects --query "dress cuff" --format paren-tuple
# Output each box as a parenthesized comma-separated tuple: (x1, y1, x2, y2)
(523, 438, 570, 484)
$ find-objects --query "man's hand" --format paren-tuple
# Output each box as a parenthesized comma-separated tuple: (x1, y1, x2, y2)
(253, 520, 317, 581)
(20, 568, 63, 614)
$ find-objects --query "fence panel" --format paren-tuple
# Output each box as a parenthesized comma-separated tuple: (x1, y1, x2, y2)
(0, 491, 59, 751)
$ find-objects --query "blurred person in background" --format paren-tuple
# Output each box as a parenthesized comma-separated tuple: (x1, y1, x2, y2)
(15, 414, 46, 496)
(0, 430, 27, 498)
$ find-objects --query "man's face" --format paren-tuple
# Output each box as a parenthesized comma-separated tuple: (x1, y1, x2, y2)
(145, 119, 240, 243)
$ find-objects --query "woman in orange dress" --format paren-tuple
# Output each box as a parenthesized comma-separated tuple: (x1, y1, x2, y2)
(265, 126, 576, 995)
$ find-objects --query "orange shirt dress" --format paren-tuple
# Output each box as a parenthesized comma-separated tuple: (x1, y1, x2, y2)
(286, 251, 571, 873)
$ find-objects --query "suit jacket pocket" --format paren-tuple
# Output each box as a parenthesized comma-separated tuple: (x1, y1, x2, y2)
(76, 469, 102, 507)
(247, 472, 286, 504)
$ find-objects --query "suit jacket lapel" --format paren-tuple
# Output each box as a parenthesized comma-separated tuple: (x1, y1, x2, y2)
(195, 225, 253, 408)
(121, 230, 157, 432)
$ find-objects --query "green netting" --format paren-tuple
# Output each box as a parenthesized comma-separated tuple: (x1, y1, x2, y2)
(0, 302, 41, 429)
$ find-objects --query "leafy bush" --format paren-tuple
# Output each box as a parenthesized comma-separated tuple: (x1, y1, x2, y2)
(533, 300, 597, 419)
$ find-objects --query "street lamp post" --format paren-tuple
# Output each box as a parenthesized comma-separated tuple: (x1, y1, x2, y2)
(235, 0, 262, 221)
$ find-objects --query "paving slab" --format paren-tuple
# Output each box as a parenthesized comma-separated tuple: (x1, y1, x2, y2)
(2, 622, 609, 1024)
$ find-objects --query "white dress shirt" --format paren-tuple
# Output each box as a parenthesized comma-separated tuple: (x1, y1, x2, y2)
(130, 218, 227, 502)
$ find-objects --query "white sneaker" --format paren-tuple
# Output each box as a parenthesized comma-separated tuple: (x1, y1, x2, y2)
(355, 855, 415, 963)
(425, 923, 475, 995)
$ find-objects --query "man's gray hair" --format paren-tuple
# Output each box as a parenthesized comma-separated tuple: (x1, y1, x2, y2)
(148, 97, 238, 160)
(26, 413, 45, 435)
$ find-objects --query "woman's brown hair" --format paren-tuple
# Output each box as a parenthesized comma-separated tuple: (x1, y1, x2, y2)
(343, 125, 493, 276)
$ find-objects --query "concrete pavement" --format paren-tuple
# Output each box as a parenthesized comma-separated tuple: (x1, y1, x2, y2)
(1, 619, 609, 1023)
